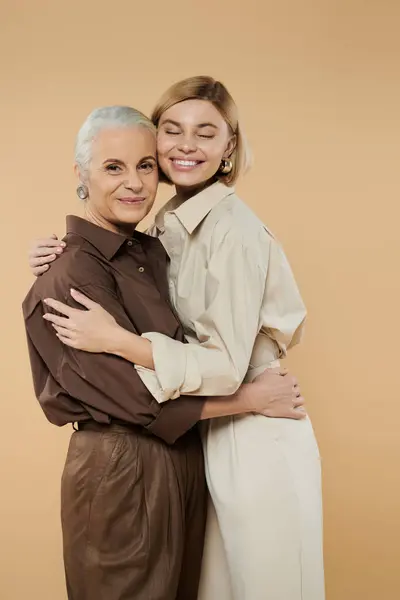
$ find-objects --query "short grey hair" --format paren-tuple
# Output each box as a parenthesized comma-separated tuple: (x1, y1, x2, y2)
(75, 105, 155, 178)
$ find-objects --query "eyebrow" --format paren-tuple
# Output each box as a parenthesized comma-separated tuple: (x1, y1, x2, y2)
(103, 155, 156, 165)
(139, 155, 157, 162)
(161, 119, 218, 130)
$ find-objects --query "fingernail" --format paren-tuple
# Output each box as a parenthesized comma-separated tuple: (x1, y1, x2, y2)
(56, 248, 63, 253)
(70, 288, 76, 293)
(44, 299, 49, 304)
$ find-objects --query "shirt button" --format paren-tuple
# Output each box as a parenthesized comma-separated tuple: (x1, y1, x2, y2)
(127, 240, 133, 246)
(138, 266, 145, 273)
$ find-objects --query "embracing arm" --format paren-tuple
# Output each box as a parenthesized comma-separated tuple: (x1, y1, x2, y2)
(43, 228, 267, 400)
(40, 220, 306, 417)
(106, 325, 155, 368)
(102, 225, 306, 405)
(41, 286, 304, 421)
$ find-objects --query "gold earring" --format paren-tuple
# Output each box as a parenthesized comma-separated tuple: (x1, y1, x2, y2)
(219, 158, 233, 174)
(76, 184, 89, 200)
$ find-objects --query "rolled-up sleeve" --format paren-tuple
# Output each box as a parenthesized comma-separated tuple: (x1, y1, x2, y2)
(137, 226, 307, 403)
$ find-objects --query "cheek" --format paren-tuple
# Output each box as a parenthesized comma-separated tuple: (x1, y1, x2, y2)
(206, 141, 227, 164)
(89, 175, 119, 198)
(144, 171, 159, 196)
(157, 135, 173, 160)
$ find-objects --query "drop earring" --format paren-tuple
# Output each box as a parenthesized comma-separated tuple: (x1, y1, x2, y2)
(219, 158, 233, 174)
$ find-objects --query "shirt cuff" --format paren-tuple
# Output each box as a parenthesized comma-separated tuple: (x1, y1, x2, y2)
(135, 365, 174, 404)
(146, 397, 205, 444)
(141, 332, 202, 400)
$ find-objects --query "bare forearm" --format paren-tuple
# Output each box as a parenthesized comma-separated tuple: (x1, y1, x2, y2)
(107, 325, 154, 370)
(200, 384, 253, 420)
(109, 325, 254, 419)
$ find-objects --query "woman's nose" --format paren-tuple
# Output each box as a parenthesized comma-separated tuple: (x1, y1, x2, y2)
(124, 171, 143, 191)
(177, 135, 197, 153)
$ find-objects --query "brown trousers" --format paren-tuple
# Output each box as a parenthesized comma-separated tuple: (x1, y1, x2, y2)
(61, 423, 207, 600)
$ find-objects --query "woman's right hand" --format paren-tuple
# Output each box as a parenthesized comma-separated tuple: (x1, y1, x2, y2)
(28, 234, 66, 276)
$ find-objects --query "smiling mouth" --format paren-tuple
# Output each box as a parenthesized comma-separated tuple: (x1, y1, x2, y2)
(118, 197, 145, 205)
(170, 158, 204, 170)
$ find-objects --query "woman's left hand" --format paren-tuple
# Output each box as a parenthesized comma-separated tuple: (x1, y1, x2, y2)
(43, 288, 118, 352)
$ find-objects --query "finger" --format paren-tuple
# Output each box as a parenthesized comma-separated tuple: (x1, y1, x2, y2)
(70, 289, 98, 309)
(52, 324, 75, 338)
(43, 313, 72, 328)
(293, 383, 301, 397)
(289, 408, 307, 420)
(293, 395, 305, 408)
(34, 237, 65, 248)
(29, 247, 62, 261)
(30, 254, 57, 267)
(268, 366, 288, 376)
(56, 333, 78, 348)
(43, 298, 75, 317)
(285, 375, 298, 387)
(261, 407, 306, 420)
(33, 265, 49, 276)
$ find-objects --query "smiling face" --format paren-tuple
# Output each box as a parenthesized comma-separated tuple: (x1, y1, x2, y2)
(156, 99, 236, 193)
(77, 126, 158, 233)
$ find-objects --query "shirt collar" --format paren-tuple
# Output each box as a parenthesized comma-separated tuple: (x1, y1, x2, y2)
(154, 182, 235, 235)
(66, 215, 143, 260)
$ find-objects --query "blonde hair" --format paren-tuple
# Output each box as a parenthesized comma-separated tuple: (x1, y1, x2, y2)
(151, 76, 251, 186)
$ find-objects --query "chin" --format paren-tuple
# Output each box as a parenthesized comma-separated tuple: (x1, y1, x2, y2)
(169, 172, 208, 188)
(115, 207, 150, 226)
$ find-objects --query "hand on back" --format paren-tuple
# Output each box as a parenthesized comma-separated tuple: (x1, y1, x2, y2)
(29, 234, 65, 276)
(250, 368, 306, 420)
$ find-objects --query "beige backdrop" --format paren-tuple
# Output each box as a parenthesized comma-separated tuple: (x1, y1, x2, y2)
(1, 1, 399, 599)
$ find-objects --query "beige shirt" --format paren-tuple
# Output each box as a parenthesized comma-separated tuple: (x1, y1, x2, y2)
(136, 181, 307, 403)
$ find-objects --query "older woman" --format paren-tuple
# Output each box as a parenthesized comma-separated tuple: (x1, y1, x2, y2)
(23, 105, 302, 600)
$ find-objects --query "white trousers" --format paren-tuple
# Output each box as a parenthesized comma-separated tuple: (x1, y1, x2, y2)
(198, 415, 325, 600)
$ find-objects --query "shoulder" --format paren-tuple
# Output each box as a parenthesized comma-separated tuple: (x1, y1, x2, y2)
(23, 243, 113, 313)
(51, 242, 111, 284)
(209, 192, 275, 255)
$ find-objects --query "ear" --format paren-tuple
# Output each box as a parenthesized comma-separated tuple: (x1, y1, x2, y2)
(223, 134, 237, 159)
(74, 163, 81, 181)
(74, 163, 90, 186)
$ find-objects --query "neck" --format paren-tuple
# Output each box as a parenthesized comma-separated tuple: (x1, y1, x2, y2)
(83, 206, 136, 237)
(175, 178, 217, 203)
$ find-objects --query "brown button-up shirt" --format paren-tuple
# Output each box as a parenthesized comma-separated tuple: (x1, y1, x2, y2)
(22, 216, 205, 445)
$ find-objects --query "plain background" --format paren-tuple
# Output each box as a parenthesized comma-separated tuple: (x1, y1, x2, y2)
(1, 1, 399, 598)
